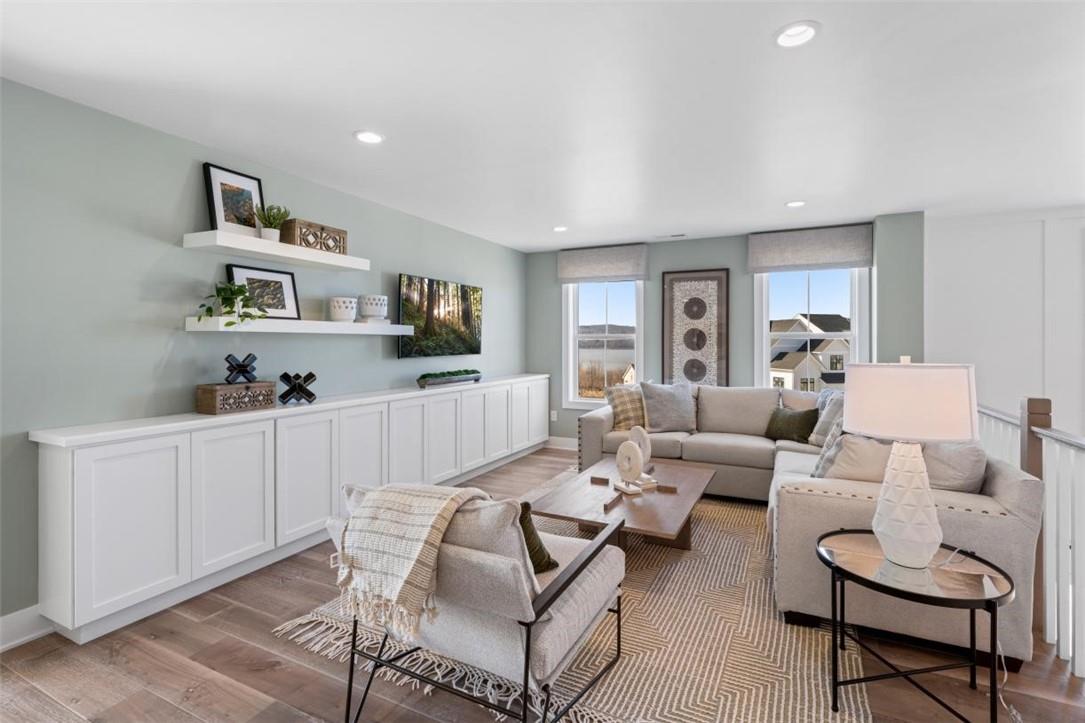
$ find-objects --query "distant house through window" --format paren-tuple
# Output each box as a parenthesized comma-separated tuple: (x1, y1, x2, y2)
(755, 268, 870, 392)
(562, 280, 644, 408)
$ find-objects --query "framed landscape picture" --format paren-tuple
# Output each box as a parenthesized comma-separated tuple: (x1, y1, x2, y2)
(203, 163, 264, 237)
(226, 264, 300, 319)
(398, 274, 482, 357)
(662, 269, 729, 386)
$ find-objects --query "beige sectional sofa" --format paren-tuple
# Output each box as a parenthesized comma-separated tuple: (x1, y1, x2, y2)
(578, 386, 821, 499)
(578, 384, 1044, 661)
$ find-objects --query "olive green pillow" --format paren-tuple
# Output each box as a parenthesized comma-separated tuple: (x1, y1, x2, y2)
(519, 502, 558, 574)
(764, 407, 820, 444)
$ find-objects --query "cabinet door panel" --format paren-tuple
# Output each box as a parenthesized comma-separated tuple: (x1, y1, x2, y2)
(389, 398, 427, 484)
(74, 435, 191, 625)
(276, 411, 339, 545)
(510, 383, 530, 451)
(484, 385, 511, 461)
(529, 379, 550, 444)
(427, 393, 461, 483)
(341, 403, 389, 499)
(192, 421, 274, 578)
(460, 389, 486, 472)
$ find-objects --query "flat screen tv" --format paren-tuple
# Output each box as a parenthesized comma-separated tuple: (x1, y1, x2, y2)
(398, 274, 482, 357)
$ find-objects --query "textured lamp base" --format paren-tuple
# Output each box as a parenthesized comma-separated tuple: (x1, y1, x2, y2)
(872, 441, 943, 569)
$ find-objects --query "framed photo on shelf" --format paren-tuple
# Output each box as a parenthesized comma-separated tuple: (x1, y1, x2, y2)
(226, 264, 301, 320)
(203, 163, 264, 237)
(662, 268, 729, 386)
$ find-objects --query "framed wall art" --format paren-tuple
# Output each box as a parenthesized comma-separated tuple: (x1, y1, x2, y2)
(226, 264, 301, 320)
(203, 163, 264, 237)
(662, 268, 729, 386)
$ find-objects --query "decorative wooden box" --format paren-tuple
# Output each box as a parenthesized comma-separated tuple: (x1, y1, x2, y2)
(196, 382, 276, 415)
(279, 218, 348, 255)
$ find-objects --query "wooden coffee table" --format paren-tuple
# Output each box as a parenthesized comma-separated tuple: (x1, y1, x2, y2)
(532, 458, 713, 550)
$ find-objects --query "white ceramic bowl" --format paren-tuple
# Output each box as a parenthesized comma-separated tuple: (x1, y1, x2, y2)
(360, 294, 388, 319)
(329, 296, 358, 322)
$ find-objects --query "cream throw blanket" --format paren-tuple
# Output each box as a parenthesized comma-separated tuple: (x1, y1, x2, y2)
(336, 484, 489, 641)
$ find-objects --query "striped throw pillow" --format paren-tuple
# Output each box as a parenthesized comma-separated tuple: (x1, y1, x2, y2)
(604, 384, 645, 431)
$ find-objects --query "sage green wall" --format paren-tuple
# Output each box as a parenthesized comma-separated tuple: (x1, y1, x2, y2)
(873, 211, 925, 362)
(527, 235, 753, 438)
(0, 80, 527, 615)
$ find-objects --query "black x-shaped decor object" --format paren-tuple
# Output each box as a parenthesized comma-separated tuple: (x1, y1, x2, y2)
(279, 371, 317, 404)
(225, 353, 258, 384)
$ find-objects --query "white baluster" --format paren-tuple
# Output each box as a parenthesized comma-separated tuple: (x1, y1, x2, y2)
(1073, 445, 1085, 676)
(1044, 438, 1059, 645)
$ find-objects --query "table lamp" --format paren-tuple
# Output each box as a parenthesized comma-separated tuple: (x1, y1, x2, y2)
(843, 362, 978, 568)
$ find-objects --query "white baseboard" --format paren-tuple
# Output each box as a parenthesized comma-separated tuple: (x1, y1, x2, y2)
(547, 436, 577, 450)
(0, 605, 55, 652)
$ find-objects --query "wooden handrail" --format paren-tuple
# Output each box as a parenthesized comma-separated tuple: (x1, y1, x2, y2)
(978, 405, 1020, 426)
(1033, 426, 1085, 451)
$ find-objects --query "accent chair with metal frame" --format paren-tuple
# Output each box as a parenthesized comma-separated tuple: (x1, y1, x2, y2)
(327, 490, 626, 723)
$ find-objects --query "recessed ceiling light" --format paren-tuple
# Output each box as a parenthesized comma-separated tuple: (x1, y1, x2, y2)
(786, 200, 806, 208)
(775, 21, 820, 48)
(553, 226, 568, 233)
(353, 130, 384, 144)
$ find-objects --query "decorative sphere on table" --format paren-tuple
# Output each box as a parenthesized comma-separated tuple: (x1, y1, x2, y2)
(616, 440, 644, 484)
(629, 425, 651, 463)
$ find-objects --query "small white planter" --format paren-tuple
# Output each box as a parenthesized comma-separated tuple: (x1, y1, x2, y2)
(328, 296, 358, 322)
(360, 294, 389, 322)
(260, 228, 281, 242)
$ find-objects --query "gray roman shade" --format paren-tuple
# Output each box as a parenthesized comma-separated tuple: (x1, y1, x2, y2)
(747, 223, 873, 273)
(557, 244, 648, 283)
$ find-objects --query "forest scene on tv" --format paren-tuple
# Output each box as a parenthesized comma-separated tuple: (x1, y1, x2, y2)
(399, 275, 482, 357)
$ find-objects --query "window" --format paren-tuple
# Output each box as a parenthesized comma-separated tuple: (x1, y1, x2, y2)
(754, 268, 870, 392)
(562, 281, 644, 408)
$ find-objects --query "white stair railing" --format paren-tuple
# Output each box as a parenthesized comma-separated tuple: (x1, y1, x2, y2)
(979, 399, 1085, 677)
(1037, 426, 1085, 676)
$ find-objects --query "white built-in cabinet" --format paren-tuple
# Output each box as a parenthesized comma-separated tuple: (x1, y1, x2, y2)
(33, 374, 548, 640)
(73, 435, 192, 626)
(427, 393, 462, 484)
(191, 421, 274, 578)
(340, 403, 389, 494)
(389, 397, 428, 484)
(275, 411, 339, 545)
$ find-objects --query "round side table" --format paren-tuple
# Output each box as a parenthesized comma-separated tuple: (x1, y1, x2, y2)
(816, 529, 1015, 722)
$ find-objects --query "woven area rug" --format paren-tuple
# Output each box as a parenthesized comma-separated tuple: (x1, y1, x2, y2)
(276, 491, 870, 722)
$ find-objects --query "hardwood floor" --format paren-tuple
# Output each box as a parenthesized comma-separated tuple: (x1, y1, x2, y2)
(3, 447, 1081, 722)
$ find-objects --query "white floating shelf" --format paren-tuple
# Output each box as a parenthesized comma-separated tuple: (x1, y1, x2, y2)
(182, 230, 371, 271)
(185, 317, 413, 336)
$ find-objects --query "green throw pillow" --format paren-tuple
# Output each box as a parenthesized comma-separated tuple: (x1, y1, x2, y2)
(519, 502, 558, 574)
(764, 407, 819, 444)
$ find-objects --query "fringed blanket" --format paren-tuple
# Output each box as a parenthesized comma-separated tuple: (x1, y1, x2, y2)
(336, 484, 488, 641)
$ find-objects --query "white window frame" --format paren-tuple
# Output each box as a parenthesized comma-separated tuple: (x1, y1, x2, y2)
(753, 268, 871, 388)
(561, 281, 645, 410)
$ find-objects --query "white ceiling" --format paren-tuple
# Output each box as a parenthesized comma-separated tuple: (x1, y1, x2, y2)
(3, 2, 1084, 252)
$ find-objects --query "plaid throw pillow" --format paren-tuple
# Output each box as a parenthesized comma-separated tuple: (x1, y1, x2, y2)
(604, 384, 645, 431)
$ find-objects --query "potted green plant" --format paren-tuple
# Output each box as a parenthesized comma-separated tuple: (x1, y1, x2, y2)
(196, 282, 267, 327)
(255, 204, 291, 242)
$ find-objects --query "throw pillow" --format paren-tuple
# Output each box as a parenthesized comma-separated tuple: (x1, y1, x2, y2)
(808, 392, 844, 446)
(519, 502, 558, 573)
(604, 384, 645, 431)
(816, 387, 837, 413)
(811, 417, 846, 477)
(781, 388, 819, 411)
(764, 407, 820, 443)
(923, 442, 988, 493)
(640, 382, 697, 433)
(823, 434, 894, 482)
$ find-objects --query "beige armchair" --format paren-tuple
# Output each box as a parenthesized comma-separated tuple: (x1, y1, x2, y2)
(328, 489, 625, 723)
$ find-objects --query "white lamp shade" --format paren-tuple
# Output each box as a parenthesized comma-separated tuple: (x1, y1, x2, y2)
(843, 363, 978, 442)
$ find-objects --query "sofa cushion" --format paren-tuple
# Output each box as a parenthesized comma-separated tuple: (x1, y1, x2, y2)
(817, 436, 989, 494)
(682, 432, 776, 469)
(776, 439, 824, 456)
(603, 430, 689, 458)
(808, 392, 844, 446)
(640, 382, 697, 433)
(697, 387, 780, 436)
(765, 407, 819, 443)
(781, 389, 819, 411)
(604, 384, 645, 431)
